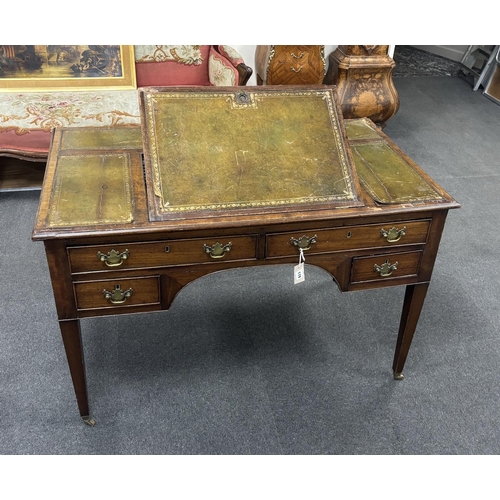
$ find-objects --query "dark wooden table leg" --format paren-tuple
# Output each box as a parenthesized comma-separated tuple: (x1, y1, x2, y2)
(59, 319, 95, 426)
(392, 283, 429, 380)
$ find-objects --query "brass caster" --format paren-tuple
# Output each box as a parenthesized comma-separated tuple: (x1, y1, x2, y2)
(393, 371, 404, 380)
(82, 416, 96, 427)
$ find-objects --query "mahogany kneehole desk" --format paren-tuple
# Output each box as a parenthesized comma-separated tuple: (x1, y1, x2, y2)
(32, 86, 459, 425)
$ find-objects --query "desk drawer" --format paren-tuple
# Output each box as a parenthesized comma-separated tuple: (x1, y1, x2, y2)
(68, 235, 257, 273)
(350, 251, 422, 284)
(266, 220, 430, 258)
(74, 276, 160, 311)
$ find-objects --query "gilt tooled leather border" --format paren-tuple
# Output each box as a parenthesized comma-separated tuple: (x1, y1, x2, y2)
(143, 89, 359, 214)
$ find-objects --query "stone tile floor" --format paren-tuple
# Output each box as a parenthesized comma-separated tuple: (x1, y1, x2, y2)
(392, 45, 460, 77)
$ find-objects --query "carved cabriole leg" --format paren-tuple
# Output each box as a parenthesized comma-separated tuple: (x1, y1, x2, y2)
(392, 283, 430, 380)
(59, 319, 95, 426)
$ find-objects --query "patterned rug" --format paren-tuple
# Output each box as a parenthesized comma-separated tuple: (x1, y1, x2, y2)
(392, 46, 460, 77)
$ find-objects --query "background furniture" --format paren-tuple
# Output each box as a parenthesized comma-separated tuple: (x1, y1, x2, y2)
(483, 47, 500, 104)
(255, 45, 325, 85)
(0, 45, 252, 190)
(134, 45, 252, 88)
(458, 45, 500, 91)
(323, 45, 399, 127)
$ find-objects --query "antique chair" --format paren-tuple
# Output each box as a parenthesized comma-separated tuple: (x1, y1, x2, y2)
(135, 45, 252, 87)
(0, 45, 252, 165)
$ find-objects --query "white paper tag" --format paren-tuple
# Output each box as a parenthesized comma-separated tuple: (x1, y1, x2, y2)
(294, 248, 306, 284)
(294, 262, 305, 284)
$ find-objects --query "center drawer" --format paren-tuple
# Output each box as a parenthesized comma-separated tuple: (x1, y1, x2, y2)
(68, 235, 258, 274)
(266, 219, 430, 258)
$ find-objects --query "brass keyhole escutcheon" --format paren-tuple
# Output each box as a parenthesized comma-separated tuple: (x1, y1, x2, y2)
(380, 226, 407, 243)
(203, 242, 232, 259)
(97, 249, 129, 267)
(102, 284, 133, 304)
(290, 235, 318, 251)
(374, 259, 398, 277)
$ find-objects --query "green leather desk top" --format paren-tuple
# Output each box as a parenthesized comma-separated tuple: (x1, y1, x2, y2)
(39, 89, 450, 231)
(344, 118, 443, 204)
(140, 86, 364, 220)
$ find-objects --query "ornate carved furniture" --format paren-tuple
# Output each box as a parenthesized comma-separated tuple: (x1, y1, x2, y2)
(323, 45, 399, 127)
(32, 86, 459, 425)
(255, 46, 325, 85)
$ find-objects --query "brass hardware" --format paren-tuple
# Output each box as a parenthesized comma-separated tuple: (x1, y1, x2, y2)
(102, 284, 133, 304)
(346, 231, 352, 239)
(235, 91, 251, 105)
(393, 372, 404, 381)
(290, 66, 303, 73)
(82, 416, 96, 426)
(203, 242, 232, 259)
(374, 259, 398, 277)
(290, 52, 305, 59)
(97, 249, 129, 267)
(381, 226, 407, 243)
(165, 245, 171, 253)
(290, 235, 317, 251)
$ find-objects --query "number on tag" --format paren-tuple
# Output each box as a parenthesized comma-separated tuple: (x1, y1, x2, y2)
(294, 262, 305, 284)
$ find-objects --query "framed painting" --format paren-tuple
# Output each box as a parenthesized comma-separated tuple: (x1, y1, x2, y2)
(0, 45, 136, 91)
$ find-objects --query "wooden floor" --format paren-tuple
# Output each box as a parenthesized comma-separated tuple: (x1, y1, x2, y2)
(0, 156, 46, 191)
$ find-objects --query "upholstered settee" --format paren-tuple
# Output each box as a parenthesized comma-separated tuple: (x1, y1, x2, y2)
(0, 45, 252, 161)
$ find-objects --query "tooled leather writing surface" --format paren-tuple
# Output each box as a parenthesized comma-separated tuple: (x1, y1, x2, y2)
(47, 153, 134, 228)
(140, 87, 364, 218)
(42, 113, 448, 232)
(344, 118, 443, 204)
(60, 127, 143, 151)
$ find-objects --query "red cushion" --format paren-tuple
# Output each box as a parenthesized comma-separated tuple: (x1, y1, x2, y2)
(0, 129, 51, 156)
(136, 46, 211, 87)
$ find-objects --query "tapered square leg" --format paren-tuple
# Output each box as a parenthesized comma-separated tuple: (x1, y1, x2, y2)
(392, 283, 429, 379)
(59, 319, 94, 425)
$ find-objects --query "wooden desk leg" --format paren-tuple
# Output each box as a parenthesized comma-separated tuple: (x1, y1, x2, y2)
(392, 283, 429, 380)
(59, 319, 95, 426)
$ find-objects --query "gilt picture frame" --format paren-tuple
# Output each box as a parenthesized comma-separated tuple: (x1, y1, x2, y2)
(0, 45, 136, 92)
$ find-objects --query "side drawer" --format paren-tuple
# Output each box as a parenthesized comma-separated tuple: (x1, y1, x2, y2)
(350, 251, 422, 284)
(74, 276, 160, 311)
(68, 235, 257, 274)
(266, 220, 430, 258)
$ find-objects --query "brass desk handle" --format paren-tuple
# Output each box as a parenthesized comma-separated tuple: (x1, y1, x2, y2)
(97, 249, 129, 267)
(103, 284, 133, 304)
(290, 235, 317, 251)
(374, 260, 398, 277)
(380, 226, 407, 243)
(203, 242, 232, 259)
